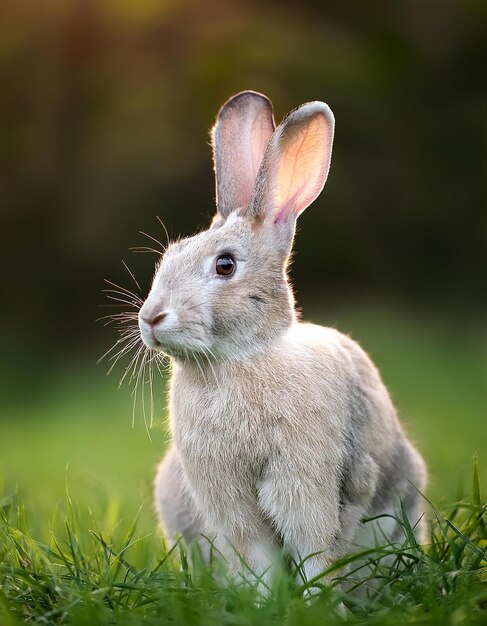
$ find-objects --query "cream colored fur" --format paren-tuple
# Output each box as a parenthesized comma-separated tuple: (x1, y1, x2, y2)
(140, 91, 427, 586)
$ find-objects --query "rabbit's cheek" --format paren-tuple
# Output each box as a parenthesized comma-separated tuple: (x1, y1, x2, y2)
(152, 314, 192, 348)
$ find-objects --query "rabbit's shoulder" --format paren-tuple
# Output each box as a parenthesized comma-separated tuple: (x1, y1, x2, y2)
(282, 322, 370, 377)
(286, 322, 387, 388)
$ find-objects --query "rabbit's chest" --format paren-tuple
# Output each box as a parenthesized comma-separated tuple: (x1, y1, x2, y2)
(171, 385, 272, 465)
(170, 383, 276, 530)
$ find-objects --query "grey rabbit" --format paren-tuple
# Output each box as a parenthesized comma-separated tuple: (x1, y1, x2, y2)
(137, 91, 427, 585)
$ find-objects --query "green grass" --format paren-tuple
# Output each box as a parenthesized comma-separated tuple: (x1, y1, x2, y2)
(0, 464, 485, 625)
(0, 307, 486, 623)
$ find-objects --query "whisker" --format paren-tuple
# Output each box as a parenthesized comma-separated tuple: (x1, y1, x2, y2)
(130, 348, 147, 424)
(106, 332, 139, 358)
(107, 339, 140, 375)
(139, 230, 166, 253)
(98, 303, 137, 309)
(103, 293, 141, 308)
(104, 296, 140, 314)
(185, 300, 212, 312)
(136, 351, 153, 442)
(97, 332, 139, 364)
(97, 312, 139, 321)
(179, 294, 194, 309)
(140, 354, 147, 435)
(103, 287, 142, 303)
(148, 355, 154, 429)
(98, 314, 139, 327)
(113, 327, 139, 340)
(122, 259, 142, 293)
(129, 246, 163, 255)
(104, 278, 142, 302)
(131, 351, 143, 429)
(126, 345, 146, 386)
(104, 320, 137, 329)
(156, 214, 171, 246)
(104, 294, 141, 309)
(117, 345, 144, 388)
(100, 253, 167, 441)
(152, 351, 169, 379)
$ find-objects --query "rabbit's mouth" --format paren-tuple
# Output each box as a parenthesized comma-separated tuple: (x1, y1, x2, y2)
(148, 327, 161, 347)
(138, 321, 162, 350)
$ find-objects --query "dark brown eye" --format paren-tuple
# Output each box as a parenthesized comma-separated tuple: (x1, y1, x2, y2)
(215, 254, 236, 276)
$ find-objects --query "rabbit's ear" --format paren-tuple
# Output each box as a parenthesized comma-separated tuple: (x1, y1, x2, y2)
(212, 91, 275, 218)
(250, 102, 334, 224)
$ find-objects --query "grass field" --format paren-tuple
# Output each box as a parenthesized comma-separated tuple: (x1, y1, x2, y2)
(1, 307, 486, 624)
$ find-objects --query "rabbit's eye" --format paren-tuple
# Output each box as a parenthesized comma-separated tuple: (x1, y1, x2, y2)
(215, 254, 236, 276)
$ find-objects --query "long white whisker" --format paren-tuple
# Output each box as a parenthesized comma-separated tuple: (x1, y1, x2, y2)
(104, 294, 141, 308)
(97, 311, 138, 321)
(129, 246, 162, 255)
(148, 354, 154, 429)
(107, 337, 140, 375)
(104, 278, 143, 302)
(109, 328, 140, 345)
(156, 214, 170, 246)
(132, 350, 148, 434)
(139, 230, 166, 252)
(99, 314, 139, 327)
(139, 352, 153, 442)
(122, 259, 143, 293)
(141, 355, 147, 435)
(101, 260, 163, 442)
(152, 351, 168, 379)
(97, 331, 139, 364)
(128, 344, 146, 385)
(108, 325, 136, 339)
(119, 344, 145, 387)
(103, 288, 143, 305)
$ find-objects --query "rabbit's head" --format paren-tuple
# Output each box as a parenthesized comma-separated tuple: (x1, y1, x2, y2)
(139, 91, 334, 360)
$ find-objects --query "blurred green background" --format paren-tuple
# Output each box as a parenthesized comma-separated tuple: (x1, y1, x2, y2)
(0, 0, 485, 537)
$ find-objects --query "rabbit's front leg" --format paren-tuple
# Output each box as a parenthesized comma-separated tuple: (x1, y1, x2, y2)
(257, 446, 348, 586)
(227, 522, 282, 589)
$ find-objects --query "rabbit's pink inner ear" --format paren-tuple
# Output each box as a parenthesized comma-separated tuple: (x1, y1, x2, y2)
(212, 91, 275, 218)
(271, 109, 334, 223)
(249, 102, 334, 230)
(274, 191, 301, 224)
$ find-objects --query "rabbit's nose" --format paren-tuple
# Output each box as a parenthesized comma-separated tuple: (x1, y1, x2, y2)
(141, 311, 168, 326)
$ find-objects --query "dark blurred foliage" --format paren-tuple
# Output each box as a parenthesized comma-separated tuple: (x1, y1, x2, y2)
(0, 0, 485, 361)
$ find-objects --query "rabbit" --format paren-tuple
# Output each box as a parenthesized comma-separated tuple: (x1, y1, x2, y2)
(138, 91, 427, 586)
